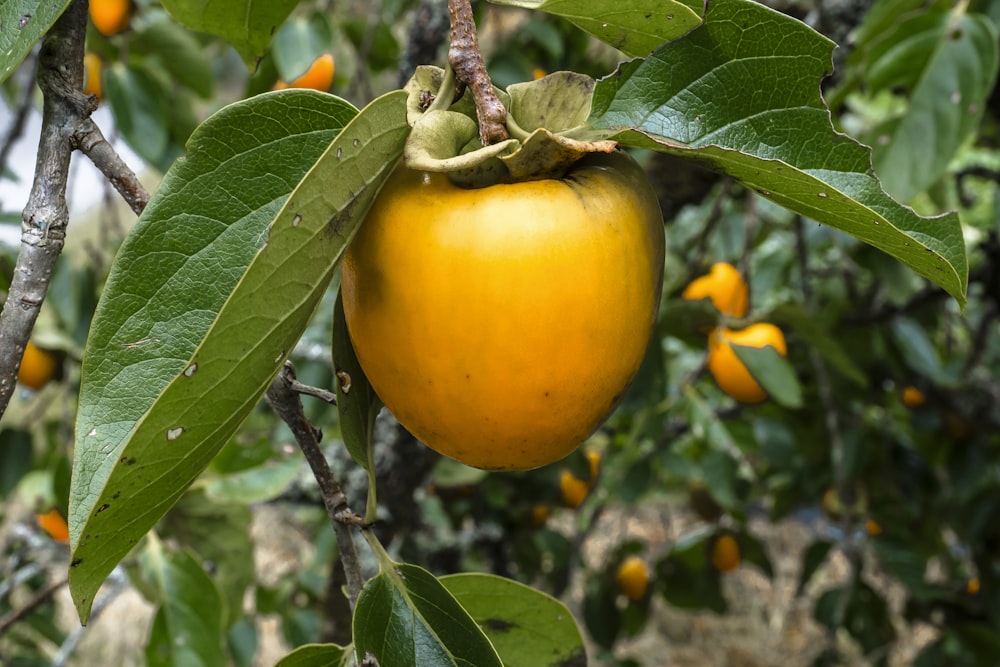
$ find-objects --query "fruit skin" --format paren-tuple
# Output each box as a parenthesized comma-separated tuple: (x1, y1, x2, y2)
(615, 555, 650, 601)
(83, 53, 102, 101)
(36, 509, 70, 543)
(342, 151, 664, 471)
(559, 470, 590, 508)
(902, 385, 926, 408)
(707, 323, 787, 403)
(89, 0, 131, 36)
(682, 262, 749, 317)
(711, 534, 740, 573)
(274, 54, 335, 91)
(18, 341, 58, 390)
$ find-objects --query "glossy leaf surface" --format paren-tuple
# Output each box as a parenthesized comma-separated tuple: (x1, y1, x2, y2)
(589, 0, 968, 306)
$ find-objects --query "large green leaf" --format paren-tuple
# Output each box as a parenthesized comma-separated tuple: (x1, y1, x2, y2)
(488, 0, 703, 56)
(588, 0, 968, 307)
(159, 0, 299, 67)
(69, 90, 410, 622)
(143, 539, 227, 667)
(0, 0, 71, 84)
(440, 573, 586, 667)
(353, 562, 503, 667)
(275, 644, 351, 667)
(864, 6, 999, 202)
(332, 291, 380, 476)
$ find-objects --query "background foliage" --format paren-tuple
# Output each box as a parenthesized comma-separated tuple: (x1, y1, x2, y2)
(1, 0, 999, 665)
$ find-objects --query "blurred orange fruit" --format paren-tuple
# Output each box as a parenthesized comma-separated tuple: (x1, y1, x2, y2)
(89, 0, 130, 36)
(707, 323, 786, 403)
(682, 262, 749, 318)
(615, 555, 650, 601)
(18, 341, 58, 390)
(274, 54, 335, 91)
(36, 509, 69, 543)
(711, 533, 740, 573)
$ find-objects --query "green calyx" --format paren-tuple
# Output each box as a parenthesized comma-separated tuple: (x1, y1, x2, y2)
(403, 66, 617, 187)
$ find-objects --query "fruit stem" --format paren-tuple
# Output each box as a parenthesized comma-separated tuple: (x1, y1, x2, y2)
(447, 0, 509, 146)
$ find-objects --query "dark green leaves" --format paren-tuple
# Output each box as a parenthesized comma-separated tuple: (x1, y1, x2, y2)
(143, 538, 227, 667)
(159, 0, 299, 67)
(441, 573, 587, 667)
(487, 0, 703, 56)
(69, 90, 410, 623)
(589, 0, 968, 306)
(852, 2, 999, 202)
(353, 562, 503, 667)
(0, 0, 71, 84)
(332, 292, 380, 476)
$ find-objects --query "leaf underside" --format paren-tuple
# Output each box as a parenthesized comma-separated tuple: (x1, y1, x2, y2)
(69, 90, 410, 622)
(0, 0, 71, 84)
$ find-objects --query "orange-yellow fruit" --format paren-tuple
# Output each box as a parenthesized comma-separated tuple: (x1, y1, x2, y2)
(615, 555, 650, 601)
(532, 67, 548, 80)
(18, 341, 58, 391)
(560, 471, 590, 508)
(707, 323, 787, 403)
(682, 262, 749, 318)
(585, 450, 601, 485)
(530, 504, 550, 527)
(711, 534, 740, 573)
(967, 578, 980, 595)
(36, 509, 69, 543)
(902, 385, 926, 408)
(342, 152, 664, 470)
(83, 53, 102, 100)
(89, 0, 131, 36)
(274, 54, 335, 91)
(865, 518, 883, 536)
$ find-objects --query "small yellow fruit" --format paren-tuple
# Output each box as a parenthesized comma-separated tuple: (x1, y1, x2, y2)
(274, 53, 335, 91)
(89, 0, 131, 36)
(36, 509, 69, 543)
(560, 470, 590, 509)
(682, 262, 749, 318)
(865, 519, 883, 536)
(967, 578, 980, 595)
(902, 385, 926, 408)
(532, 67, 548, 80)
(529, 504, 550, 528)
(585, 450, 601, 486)
(83, 53, 102, 101)
(711, 534, 740, 573)
(18, 341, 58, 391)
(615, 555, 650, 601)
(707, 323, 787, 403)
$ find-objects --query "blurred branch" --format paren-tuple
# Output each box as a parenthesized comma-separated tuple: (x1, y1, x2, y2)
(0, 48, 39, 177)
(399, 0, 449, 86)
(266, 362, 365, 609)
(0, 576, 67, 637)
(51, 566, 129, 667)
(447, 0, 508, 145)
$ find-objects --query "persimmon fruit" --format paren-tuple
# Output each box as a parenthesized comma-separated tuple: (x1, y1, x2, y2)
(706, 323, 787, 403)
(342, 151, 664, 470)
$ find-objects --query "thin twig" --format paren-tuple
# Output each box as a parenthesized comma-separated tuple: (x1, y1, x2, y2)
(74, 117, 149, 216)
(288, 378, 338, 405)
(0, 0, 89, 417)
(266, 362, 366, 608)
(447, 0, 509, 146)
(0, 576, 67, 637)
